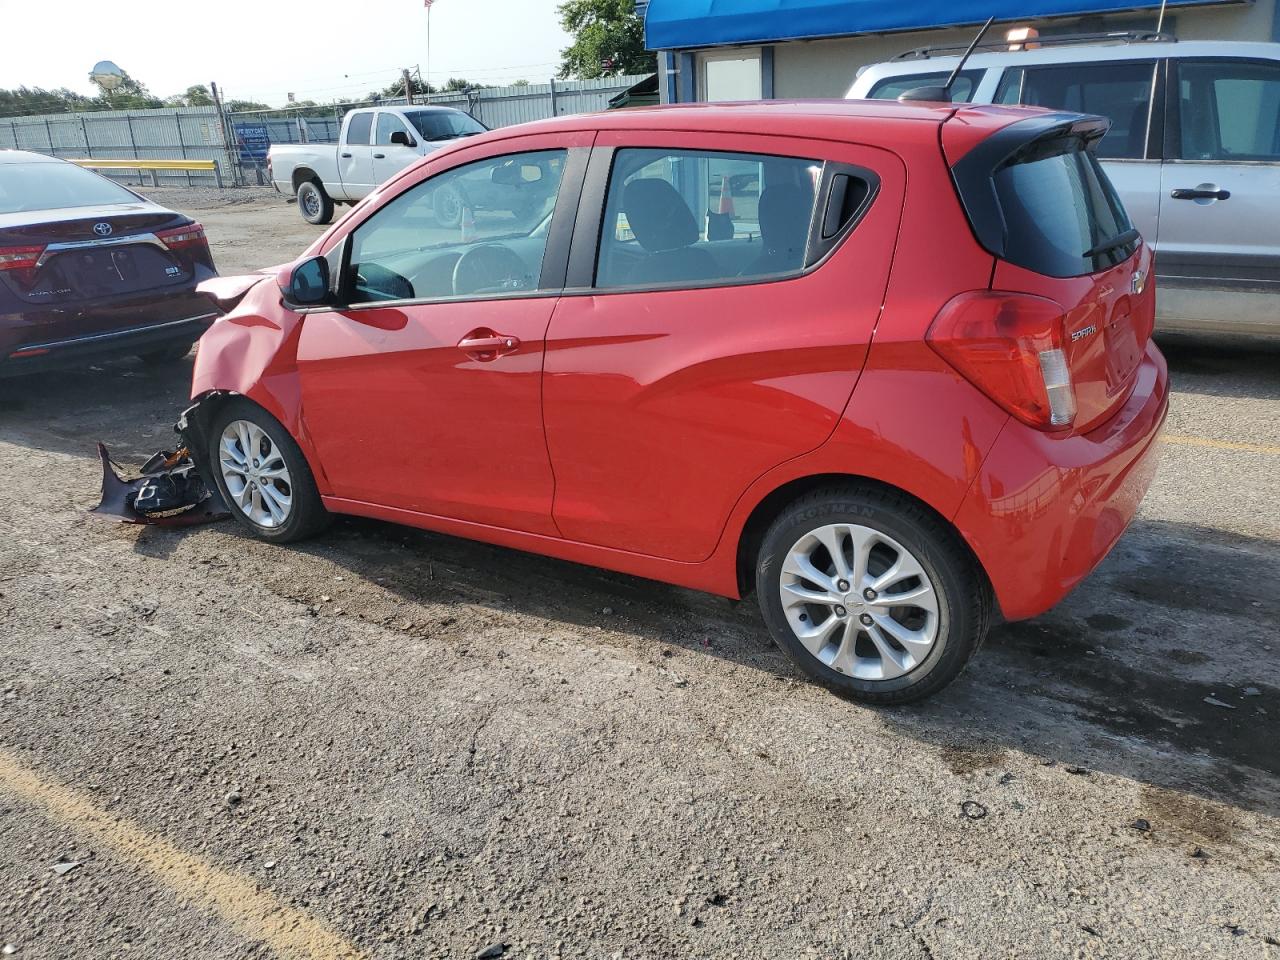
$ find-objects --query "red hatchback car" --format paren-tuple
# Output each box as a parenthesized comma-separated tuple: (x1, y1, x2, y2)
(183, 100, 1168, 703)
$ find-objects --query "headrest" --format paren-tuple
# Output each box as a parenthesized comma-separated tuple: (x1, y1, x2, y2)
(622, 178, 699, 252)
(758, 183, 813, 257)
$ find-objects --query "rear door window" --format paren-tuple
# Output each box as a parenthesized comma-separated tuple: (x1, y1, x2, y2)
(995, 62, 1157, 159)
(345, 112, 373, 146)
(594, 148, 833, 289)
(1175, 59, 1280, 161)
(866, 70, 983, 103)
(993, 141, 1134, 277)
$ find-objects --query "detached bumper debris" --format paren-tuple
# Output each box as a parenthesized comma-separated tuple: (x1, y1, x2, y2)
(90, 443, 229, 527)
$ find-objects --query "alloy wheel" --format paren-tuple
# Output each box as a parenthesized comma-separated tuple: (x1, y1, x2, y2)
(218, 419, 294, 528)
(779, 523, 939, 681)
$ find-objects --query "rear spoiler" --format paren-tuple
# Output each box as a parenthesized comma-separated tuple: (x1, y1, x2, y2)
(948, 112, 1111, 262)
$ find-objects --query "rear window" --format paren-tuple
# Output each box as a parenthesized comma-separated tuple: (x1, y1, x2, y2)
(993, 141, 1134, 277)
(0, 161, 138, 215)
(866, 70, 982, 103)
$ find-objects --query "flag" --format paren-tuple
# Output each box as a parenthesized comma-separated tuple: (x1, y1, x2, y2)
(424, 0, 433, 6)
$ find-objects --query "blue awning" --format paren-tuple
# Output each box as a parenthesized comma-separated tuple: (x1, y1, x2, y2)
(644, 0, 1236, 50)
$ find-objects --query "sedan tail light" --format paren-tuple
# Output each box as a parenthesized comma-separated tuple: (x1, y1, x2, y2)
(926, 290, 1076, 430)
(0, 244, 43, 271)
(156, 222, 206, 251)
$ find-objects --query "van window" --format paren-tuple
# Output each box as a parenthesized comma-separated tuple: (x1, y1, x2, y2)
(1177, 59, 1280, 161)
(866, 70, 982, 103)
(994, 62, 1156, 160)
(594, 148, 828, 289)
(345, 112, 373, 146)
(993, 140, 1135, 278)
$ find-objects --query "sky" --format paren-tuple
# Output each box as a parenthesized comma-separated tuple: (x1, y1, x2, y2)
(0, 0, 575, 107)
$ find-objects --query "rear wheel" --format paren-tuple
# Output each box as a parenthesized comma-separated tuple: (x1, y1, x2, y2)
(205, 398, 329, 543)
(297, 180, 334, 225)
(755, 485, 989, 705)
(433, 183, 464, 228)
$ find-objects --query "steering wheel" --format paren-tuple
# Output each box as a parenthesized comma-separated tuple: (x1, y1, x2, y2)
(452, 243, 529, 296)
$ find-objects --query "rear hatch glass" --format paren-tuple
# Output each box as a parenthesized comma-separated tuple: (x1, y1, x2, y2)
(951, 116, 1153, 431)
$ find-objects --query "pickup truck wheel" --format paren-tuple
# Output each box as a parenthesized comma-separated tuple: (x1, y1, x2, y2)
(433, 184, 464, 228)
(297, 181, 334, 225)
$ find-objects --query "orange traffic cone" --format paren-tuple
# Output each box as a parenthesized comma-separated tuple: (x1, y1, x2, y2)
(717, 176, 735, 217)
(460, 205, 476, 243)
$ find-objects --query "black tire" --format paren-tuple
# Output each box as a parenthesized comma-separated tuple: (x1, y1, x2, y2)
(755, 485, 990, 705)
(433, 183, 464, 228)
(138, 339, 196, 365)
(297, 180, 334, 225)
(205, 397, 330, 543)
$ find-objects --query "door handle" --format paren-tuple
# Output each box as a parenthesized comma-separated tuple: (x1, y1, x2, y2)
(458, 330, 520, 361)
(1171, 187, 1230, 201)
(340, 152, 352, 158)
(373, 152, 386, 159)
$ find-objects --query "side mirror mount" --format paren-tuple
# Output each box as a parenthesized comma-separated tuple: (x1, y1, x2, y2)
(390, 130, 415, 147)
(285, 255, 331, 307)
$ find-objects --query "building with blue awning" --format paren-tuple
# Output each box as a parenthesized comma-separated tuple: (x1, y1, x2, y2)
(640, 0, 1280, 101)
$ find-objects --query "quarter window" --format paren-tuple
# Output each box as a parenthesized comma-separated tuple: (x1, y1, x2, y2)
(995, 62, 1156, 160)
(594, 148, 827, 289)
(1177, 59, 1280, 161)
(346, 149, 566, 304)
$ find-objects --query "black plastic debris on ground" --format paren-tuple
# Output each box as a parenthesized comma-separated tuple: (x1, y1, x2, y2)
(90, 442, 229, 528)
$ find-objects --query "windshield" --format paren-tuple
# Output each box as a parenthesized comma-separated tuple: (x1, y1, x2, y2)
(403, 110, 487, 142)
(0, 161, 139, 215)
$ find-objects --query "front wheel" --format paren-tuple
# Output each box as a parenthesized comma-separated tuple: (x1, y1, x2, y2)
(755, 486, 989, 705)
(205, 398, 330, 543)
(297, 180, 334, 225)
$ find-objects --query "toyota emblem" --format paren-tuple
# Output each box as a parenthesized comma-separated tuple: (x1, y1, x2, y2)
(93, 222, 113, 237)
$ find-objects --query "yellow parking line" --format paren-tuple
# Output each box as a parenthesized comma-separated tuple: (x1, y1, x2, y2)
(0, 750, 366, 960)
(1164, 433, 1280, 456)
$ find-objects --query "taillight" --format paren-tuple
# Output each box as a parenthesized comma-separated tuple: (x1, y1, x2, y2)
(927, 290, 1076, 430)
(156, 222, 206, 251)
(0, 245, 43, 271)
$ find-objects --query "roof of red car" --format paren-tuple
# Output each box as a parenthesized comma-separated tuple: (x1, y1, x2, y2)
(466, 99, 1045, 157)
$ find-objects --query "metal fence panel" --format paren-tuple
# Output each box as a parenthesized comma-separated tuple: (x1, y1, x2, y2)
(0, 77, 651, 188)
(0, 106, 233, 186)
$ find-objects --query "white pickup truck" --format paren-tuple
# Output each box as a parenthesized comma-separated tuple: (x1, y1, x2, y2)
(267, 105, 488, 224)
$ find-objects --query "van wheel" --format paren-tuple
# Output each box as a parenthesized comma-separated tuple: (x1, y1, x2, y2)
(755, 486, 989, 705)
(205, 398, 330, 543)
(297, 181, 334, 225)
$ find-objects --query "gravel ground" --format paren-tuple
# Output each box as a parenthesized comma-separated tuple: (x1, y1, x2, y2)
(0, 187, 1276, 960)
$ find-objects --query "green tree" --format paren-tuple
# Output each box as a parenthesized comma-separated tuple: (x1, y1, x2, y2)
(557, 0, 653, 79)
(96, 70, 164, 110)
(226, 98, 271, 112)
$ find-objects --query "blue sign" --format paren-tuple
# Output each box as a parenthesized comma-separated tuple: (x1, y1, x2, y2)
(234, 123, 271, 161)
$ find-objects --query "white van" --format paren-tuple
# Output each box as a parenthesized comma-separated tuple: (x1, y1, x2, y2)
(850, 37, 1280, 336)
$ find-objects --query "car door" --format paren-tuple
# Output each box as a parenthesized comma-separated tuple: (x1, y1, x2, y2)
(993, 59, 1164, 245)
(1157, 57, 1280, 333)
(295, 133, 589, 535)
(338, 112, 376, 199)
(541, 132, 905, 562)
(372, 112, 419, 186)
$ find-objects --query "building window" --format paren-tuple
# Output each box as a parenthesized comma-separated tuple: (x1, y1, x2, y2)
(698, 48, 763, 102)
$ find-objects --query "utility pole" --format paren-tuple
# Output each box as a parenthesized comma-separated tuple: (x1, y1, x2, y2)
(209, 80, 240, 187)
(402, 67, 415, 105)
